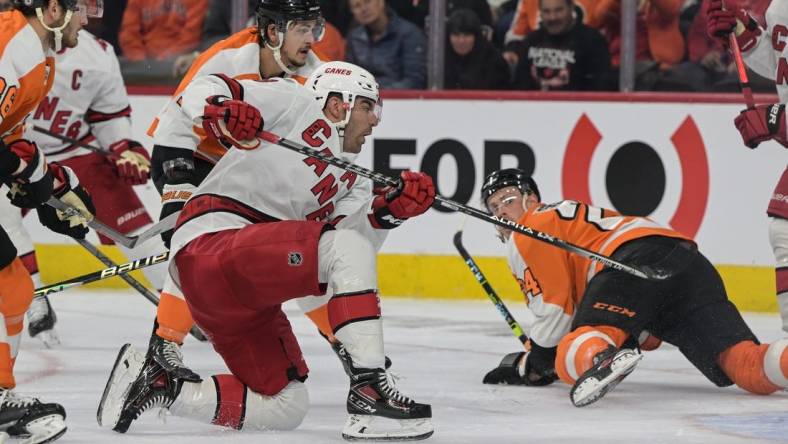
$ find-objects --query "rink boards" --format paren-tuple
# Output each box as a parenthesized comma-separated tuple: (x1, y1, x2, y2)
(26, 92, 786, 312)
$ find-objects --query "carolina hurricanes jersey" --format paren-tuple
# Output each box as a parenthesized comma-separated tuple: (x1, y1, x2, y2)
(23, 30, 132, 162)
(148, 27, 326, 163)
(0, 10, 55, 144)
(168, 75, 383, 258)
(506, 200, 689, 348)
(743, 0, 788, 104)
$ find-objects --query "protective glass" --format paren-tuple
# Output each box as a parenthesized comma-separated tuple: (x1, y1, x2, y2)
(287, 17, 325, 42)
(75, 0, 103, 18)
(373, 96, 383, 123)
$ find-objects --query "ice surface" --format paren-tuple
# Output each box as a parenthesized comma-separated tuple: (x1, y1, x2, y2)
(14, 291, 788, 443)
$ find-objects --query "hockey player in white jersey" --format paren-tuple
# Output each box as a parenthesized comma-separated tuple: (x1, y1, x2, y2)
(0, 28, 161, 347)
(98, 61, 435, 441)
(706, 0, 788, 331)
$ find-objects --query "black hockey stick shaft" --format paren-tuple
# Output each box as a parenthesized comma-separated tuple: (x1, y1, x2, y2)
(45, 197, 178, 249)
(34, 251, 170, 297)
(453, 227, 527, 345)
(74, 239, 207, 342)
(32, 126, 111, 155)
(258, 131, 663, 281)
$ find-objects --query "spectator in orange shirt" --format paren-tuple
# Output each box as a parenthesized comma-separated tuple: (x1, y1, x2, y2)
(119, 0, 208, 61)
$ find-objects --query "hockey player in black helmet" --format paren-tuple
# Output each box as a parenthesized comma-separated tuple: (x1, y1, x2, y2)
(13, 0, 103, 50)
(255, 0, 325, 75)
(480, 168, 540, 242)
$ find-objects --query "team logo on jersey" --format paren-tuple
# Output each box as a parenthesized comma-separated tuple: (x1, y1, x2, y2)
(288, 252, 303, 266)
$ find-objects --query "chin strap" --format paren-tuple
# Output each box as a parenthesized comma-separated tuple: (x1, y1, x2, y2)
(265, 31, 296, 76)
(36, 7, 73, 52)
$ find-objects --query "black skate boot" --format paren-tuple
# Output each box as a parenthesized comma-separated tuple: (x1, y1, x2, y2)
(27, 296, 59, 348)
(570, 346, 643, 407)
(0, 388, 67, 443)
(147, 333, 202, 383)
(341, 354, 433, 441)
(97, 343, 184, 433)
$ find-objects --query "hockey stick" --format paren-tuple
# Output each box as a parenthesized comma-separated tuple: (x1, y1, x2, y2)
(32, 126, 111, 156)
(453, 220, 527, 345)
(45, 197, 178, 249)
(258, 130, 666, 281)
(729, 35, 755, 110)
(34, 251, 170, 297)
(74, 239, 207, 342)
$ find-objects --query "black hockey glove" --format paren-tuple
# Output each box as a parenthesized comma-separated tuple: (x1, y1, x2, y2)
(482, 344, 558, 386)
(36, 184, 96, 239)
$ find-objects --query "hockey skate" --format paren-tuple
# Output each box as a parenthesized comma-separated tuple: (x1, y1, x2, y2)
(340, 351, 432, 441)
(570, 346, 643, 407)
(97, 343, 183, 433)
(147, 334, 201, 382)
(0, 388, 67, 443)
(26, 296, 60, 348)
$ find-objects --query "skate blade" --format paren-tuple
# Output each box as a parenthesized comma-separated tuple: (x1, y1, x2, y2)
(34, 330, 60, 349)
(342, 415, 434, 441)
(96, 344, 145, 429)
(571, 352, 643, 407)
(17, 414, 67, 444)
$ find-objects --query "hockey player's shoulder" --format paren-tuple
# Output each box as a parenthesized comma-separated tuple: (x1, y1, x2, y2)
(66, 30, 118, 69)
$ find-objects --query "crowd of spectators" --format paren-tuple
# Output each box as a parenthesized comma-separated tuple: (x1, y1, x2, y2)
(81, 0, 775, 92)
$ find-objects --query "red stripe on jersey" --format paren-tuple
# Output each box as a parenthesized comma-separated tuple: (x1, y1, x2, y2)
(211, 374, 246, 430)
(175, 194, 279, 230)
(777, 267, 788, 294)
(18, 251, 38, 275)
(212, 74, 244, 101)
(45, 133, 96, 157)
(85, 106, 132, 124)
(328, 291, 381, 333)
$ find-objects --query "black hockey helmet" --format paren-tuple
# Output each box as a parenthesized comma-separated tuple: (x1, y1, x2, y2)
(14, 0, 103, 16)
(481, 168, 540, 210)
(257, 0, 322, 32)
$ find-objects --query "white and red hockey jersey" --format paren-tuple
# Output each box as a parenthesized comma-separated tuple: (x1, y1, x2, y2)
(743, 1, 788, 104)
(23, 30, 133, 162)
(168, 75, 384, 258)
(149, 27, 326, 163)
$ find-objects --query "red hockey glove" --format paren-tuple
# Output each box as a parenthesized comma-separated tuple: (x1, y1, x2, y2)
(704, 0, 761, 51)
(108, 140, 151, 185)
(734, 104, 788, 149)
(370, 171, 435, 229)
(202, 96, 263, 150)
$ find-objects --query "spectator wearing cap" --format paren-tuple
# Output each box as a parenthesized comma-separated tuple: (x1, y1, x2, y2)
(445, 9, 510, 90)
(512, 0, 611, 91)
(346, 0, 427, 89)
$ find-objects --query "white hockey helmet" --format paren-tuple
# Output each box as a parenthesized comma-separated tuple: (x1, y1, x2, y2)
(306, 61, 382, 132)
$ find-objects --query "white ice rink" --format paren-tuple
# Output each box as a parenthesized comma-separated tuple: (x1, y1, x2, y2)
(13, 290, 788, 443)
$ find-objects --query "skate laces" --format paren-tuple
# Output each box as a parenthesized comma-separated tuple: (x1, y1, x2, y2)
(0, 389, 39, 408)
(160, 340, 186, 368)
(376, 371, 413, 405)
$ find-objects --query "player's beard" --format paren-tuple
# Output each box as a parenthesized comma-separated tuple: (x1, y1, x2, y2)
(62, 31, 79, 48)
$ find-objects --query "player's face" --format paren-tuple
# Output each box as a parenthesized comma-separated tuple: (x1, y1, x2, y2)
(61, 1, 89, 48)
(281, 19, 323, 68)
(486, 186, 527, 221)
(343, 97, 380, 154)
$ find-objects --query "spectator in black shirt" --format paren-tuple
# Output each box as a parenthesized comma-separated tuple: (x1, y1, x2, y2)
(513, 0, 611, 91)
(445, 9, 510, 90)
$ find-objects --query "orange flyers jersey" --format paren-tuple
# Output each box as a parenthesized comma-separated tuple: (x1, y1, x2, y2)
(506, 200, 690, 348)
(0, 10, 55, 144)
(148, 27, 327, 163)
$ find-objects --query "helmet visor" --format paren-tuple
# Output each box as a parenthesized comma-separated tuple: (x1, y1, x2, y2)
(76, 0, 103, 18)
(287, 17, 325, 42)
(373, 96, 383, 123)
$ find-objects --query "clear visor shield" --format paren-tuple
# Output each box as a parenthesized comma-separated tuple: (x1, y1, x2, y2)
(485, 188, 523, 214)
(75, 0, 103, 18)
(286, 18, 325, 43)
(373, 96, 383, 123)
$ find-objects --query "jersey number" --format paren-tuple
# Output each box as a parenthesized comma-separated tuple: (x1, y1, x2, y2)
(0, 77, 18, 119)
(552, 201, 621, 231)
